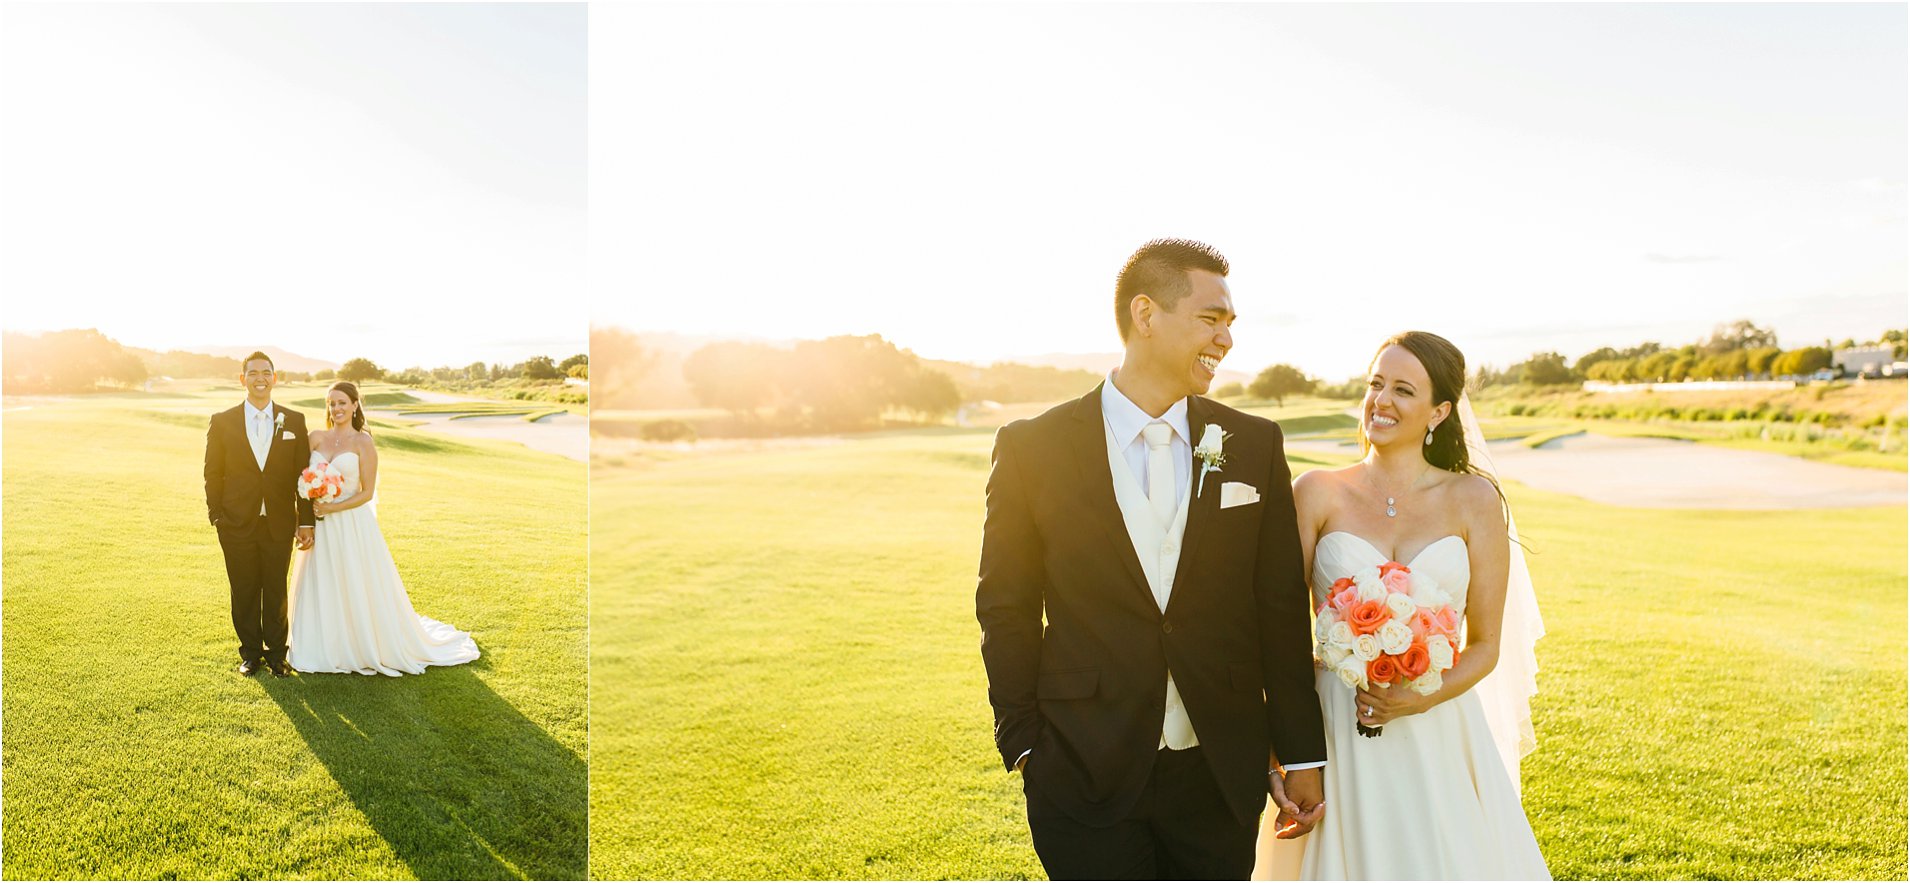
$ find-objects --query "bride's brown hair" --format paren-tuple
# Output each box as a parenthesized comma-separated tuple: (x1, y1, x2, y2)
(327, 381, 367, 432)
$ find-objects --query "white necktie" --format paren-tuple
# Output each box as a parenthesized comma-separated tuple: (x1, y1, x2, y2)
(1143, 421, 1175, 528)
(253, 410, 274, 469)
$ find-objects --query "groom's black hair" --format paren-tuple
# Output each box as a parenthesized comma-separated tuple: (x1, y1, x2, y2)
(1114, 239, 1229, 341)
(243, 351, 274, 371)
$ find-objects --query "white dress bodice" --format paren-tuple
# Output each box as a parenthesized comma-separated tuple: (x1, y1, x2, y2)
(1312, 531, 1471, 620)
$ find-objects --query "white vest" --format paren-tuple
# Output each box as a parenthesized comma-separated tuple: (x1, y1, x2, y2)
(1103, 419, 1199, 750)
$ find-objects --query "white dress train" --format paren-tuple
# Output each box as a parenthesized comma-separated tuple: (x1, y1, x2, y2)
(287, 450, 480, 676)
(1254, 531, 1549, 880)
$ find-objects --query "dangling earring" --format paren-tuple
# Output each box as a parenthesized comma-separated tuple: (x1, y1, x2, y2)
(1424, 426, 1435, 445)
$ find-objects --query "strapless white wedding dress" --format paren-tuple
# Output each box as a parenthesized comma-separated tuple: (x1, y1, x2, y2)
(1254, 531, 1549, 880)
(287, 450, 480, 676)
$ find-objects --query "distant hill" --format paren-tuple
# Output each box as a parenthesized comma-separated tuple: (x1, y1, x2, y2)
(175, 346, 338, 374)
(614, 332, 1252, 411)
(1006, 351, 1254, 389)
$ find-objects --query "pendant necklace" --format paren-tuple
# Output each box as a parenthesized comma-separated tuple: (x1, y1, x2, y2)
(1364, 462, 1430, 518)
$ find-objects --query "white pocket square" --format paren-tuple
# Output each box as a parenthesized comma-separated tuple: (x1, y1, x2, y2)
(1220, 481, 1260, 509)
(280, 430, 296, 440)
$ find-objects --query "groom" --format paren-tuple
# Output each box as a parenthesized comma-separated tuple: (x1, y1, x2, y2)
(977, 239, 1326, 879)
(204, 352, 314, 678)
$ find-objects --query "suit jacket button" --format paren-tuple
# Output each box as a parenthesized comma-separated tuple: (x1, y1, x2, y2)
(1161, 620, 1174, 634)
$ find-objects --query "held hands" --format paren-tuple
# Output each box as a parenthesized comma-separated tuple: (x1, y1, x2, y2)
(295, 526, 314, 551)
(1355, 681, 1429, 728)
(1267, 763, 1325, 839)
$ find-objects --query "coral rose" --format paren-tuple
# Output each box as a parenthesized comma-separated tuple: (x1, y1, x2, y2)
(1379, 560, 1410, 578)
(1347, 600, 1390, 636)
(1398, 641, 1431, 679)
(1407, 608, 1439, 640)
(1367, 654, 1400, 686)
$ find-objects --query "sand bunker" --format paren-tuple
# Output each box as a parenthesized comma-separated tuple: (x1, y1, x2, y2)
(370, 390, 586, 462)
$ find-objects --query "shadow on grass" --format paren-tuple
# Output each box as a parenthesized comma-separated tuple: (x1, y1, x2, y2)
(258, 666, 584, 880)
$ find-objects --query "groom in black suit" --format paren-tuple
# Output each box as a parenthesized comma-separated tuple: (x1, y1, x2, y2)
(977, 240, 1326, 879)
(204, 352, 314, 677)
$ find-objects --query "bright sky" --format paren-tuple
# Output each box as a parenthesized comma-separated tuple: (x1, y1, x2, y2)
(2, 3, 586, 369)
(592, 3, 1906, 379)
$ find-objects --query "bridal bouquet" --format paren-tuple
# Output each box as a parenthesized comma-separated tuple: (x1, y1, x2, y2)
(298, 461, 346, 517)
(1314, 560, 1462, 737)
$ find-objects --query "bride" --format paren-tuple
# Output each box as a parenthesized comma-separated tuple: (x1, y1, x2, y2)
(287, 381, 480, 676)
(1256, 331, 1548, 879)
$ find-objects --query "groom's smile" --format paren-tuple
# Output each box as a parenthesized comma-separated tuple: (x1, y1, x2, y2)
(241, 358, 277, 404)
(1158, 270, 1234, 397)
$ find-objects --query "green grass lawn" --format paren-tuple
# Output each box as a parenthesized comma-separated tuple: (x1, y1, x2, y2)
(2, 386, 586, 880)
(589, 425, 1906, 880)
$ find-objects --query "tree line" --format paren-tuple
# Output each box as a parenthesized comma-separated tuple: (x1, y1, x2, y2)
(679, 334, 960, 432)
(323, 354, 587, 386)
(1481, 322, 1906, 388)
(0, 328, 585, 397)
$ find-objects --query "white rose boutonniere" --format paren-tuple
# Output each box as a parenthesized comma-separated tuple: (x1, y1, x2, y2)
(1194, 423, 1228, 497)
(274, 411, 286, 431)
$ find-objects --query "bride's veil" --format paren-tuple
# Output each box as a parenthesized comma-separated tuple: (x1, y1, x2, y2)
(1457, 395, 1544, 794)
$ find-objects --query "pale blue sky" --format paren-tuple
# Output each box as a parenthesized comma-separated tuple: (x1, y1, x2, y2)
(2, 3, 586, 368)
(592, 2, 1906, 378)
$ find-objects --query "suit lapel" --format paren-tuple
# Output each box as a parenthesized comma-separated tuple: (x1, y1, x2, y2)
(1166, 396, 1221, 615)
(1070, 384, 1157, 614)
(228, 405, 264, 475)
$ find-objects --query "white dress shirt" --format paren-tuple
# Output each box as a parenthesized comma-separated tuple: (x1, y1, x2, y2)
(1100, 372, 1191, 504)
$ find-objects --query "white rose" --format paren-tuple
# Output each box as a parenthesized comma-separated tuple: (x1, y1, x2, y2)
(1408, 571, 1445, 608)
(1426, 634, 1455, 670)
(1384, 592, 1416, 621)
(1377, 620, 1413, 656)
(1327, 621, 1355, 649)
(1196, 423, 1224, 458)
(1335, 656, 1367, 690)
(1319, 643, 1351, 668)
(1351, 633, 1381, 662)
(1408, 669, 1444, 696)
(1354, 570, 1387, 602)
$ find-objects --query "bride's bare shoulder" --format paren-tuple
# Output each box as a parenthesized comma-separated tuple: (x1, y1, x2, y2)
(1293, 463, 1359, 499)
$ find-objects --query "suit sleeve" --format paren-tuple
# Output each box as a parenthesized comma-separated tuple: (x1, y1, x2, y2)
(293, 416, 315, 528)
(1255, 423, 1328, 766)
(976, 423, 1047, 772)
(205, 414, 226, 527)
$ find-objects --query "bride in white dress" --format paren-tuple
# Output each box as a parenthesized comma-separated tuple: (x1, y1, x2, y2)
(1256, 332, 1548, 880)
(287, 381, 480, 676)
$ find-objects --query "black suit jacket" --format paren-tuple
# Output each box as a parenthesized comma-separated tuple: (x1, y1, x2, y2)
(976, 384, 1326, 827)
(204, 403, 315, 541)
